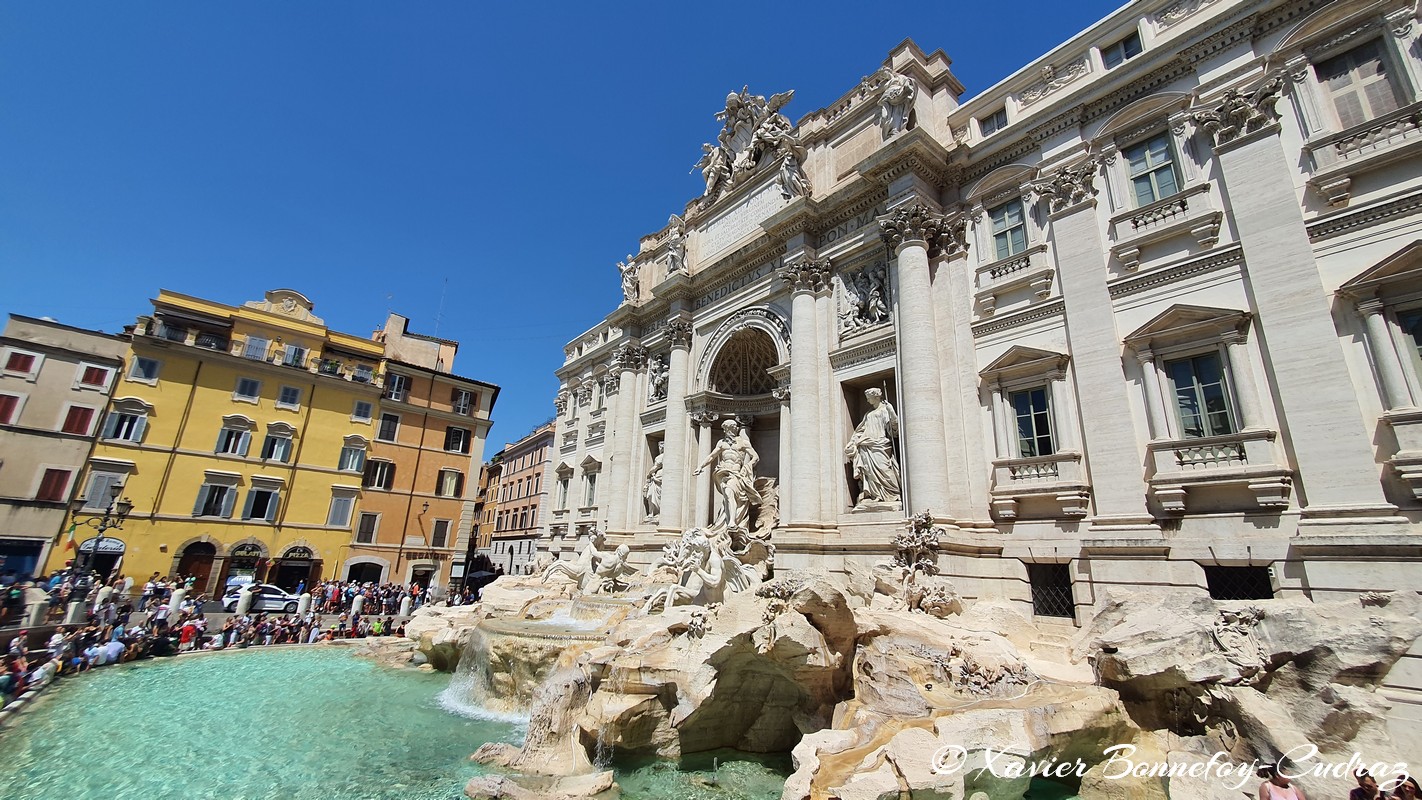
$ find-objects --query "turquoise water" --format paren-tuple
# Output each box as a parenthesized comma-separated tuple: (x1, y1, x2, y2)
(0, 647, 792, 800)
(0, 648, 515, 800)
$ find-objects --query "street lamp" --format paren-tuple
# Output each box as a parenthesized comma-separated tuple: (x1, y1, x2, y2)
(68, 483, 134, 586)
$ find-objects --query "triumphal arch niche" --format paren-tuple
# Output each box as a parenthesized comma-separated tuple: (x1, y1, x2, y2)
(552, 42, 967, 569)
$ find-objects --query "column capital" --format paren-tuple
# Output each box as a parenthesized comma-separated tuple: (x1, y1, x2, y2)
(666, 318, 694, 349)
(1219, 328, 1250, 346)
(878, 203, 945, 253)
(1355, 296, 1387, 316)
(612, 342, 648, 371)
(690, 410, 720, 427)
(778, 257, 832, 293)
(1388, 6, 1416, 37)
(1035, 159, 1099, 213)
(772, 385, 791, 403)
(1134, 346, 1157, 365)
(603, 372, 621, 394)
(1190, 73, 1284, 149)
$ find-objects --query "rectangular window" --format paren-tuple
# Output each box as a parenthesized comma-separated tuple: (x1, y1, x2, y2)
(980, 107, 1008, 136)
(4, 352, 35, 374)
(445, 426, 471, 454)
(385, 373, 410, 402)
(1101, 30, 1143, 69)
(352, 401, 373, 422)
(0, 394, 19, 425)
(338, 445, 366, 472)
(195, 484, 234, 518)
(61, 406, 95, 435)
(1027, 563, 1075, 618)
(377, 413, 400, 442)
(261, 434, 292, 463)
(431, 519, 450, 548)
(1167, 352, 1235, 439)
(216, 427, 251, 456)
(436, 469, 465, 497)
(103, 411, 147, 442)
(584, 473, 597, 507)
(82, 472, 122, 511)
(243, 487, 280, 522)
(243, 336, 269, 361)
(1010, 387, 1055, 458)
(363, 460, 395, 490)
(234, 377, 262, 402)
(452, 388, 474, 416)
(327, 494, 355, 527)
(36, 468, 71, 502)
(77, 365, 112, 389)
(130, 357, 161, 382)
(989, 199, 1028, 261)
(282, 345, 307, 368)
(557, 477, 569, 510)
(276, 385, 301, 409)
(1203, 566, 1274, 601)
(1316, 40, 1403, 130)
(355, 512, 379, 543)
(1125, 133, 1180, 207)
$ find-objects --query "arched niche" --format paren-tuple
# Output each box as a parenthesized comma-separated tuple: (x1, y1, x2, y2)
(695, 307, 790, 391)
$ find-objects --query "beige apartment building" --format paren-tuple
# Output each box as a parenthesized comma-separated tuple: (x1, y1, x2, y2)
(0, 315, 127, 579)
(487, 421, 553, 575)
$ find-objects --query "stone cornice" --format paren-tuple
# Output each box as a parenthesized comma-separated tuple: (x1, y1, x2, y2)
(971, 298, 1066, 338)
(1308, 188, 1422, 242)
(828, 327, 897, 371)
(857, 127, 954, 189)
(1108, 244, 1245, 299)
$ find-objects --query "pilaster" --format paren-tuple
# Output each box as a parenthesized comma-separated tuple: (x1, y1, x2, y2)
(778, 258, 830, 527)
(658, 318, 694, 533)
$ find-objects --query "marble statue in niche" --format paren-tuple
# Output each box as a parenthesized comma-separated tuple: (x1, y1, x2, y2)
(845, 387, 902, 510)
(647, 354, 669, 402)
(643, 441, 664, 521)
(694, 419, 760, 533)
(838, 265, 891, 332)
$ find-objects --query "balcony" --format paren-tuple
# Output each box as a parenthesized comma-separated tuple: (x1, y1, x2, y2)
(1108, 183, 1222, 272)
(974, 244, 1053, 316)
(989, 451, 1090, 520)
(1305, 101, 1422, 207)
(1146, 429, 1292, 513)
(135, 319, 380, 387)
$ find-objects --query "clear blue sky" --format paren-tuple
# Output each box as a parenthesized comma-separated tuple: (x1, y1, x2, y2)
(2, 1, 1122, 450)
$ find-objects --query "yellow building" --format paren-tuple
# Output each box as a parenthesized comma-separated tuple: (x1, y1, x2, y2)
(47, 289, 386, 595)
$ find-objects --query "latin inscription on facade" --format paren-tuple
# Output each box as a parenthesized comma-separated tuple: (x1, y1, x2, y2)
(695, 258, 782, 310)
(820, 205, 886, 246)
(698, 181, 788, 261)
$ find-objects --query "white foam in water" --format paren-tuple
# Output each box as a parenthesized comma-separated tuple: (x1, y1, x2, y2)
(435, 628, 532, 726)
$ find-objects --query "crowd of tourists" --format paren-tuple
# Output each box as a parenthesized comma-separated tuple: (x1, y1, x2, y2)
(310, 579, 473, 614)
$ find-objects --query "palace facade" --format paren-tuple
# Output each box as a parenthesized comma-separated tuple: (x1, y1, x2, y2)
(546, 0, 1422, 736)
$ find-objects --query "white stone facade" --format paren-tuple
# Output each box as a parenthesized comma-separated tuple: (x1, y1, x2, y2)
(544, 0, 1422, 739)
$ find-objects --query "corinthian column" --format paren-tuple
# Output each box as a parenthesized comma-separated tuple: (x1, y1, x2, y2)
(658, 318, 694, 532)
(604, 343, 646, 532)
(778, 258, 830, 527)
(879, 205, 950, 515)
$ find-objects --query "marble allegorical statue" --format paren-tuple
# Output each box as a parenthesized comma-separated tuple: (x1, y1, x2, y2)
(694, 419, 760, 533)
(876, 67, 916, 139)
(541, 530, 607, 592)
(648, 354, 668, 402)
(845, 387, 902, 510)
(665, 214, 687, 275)
(642, 527, 756, 612)
(839, 267, 891, 332)
(618, 255, 640, 304)
(643, 441, 664, 521)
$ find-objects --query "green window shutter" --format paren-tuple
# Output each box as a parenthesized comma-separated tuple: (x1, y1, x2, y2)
(101, 413, 120, 439)
(132, 415, 148, 442)
(238, 431, 251, 457)
(265, 491, 279, 523)
(241, 489, 256, 520)
(221, 487, 237, 518)
(193, 485, 210, 516)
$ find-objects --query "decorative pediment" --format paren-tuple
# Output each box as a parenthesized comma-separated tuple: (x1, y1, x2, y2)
(1338, 241, 1422, 299)
(1274, 1, 1388, 56)
(110, 396, 154, 413)
(579, 454, 602, 473)
(979, 346, 1070, 382)
(266, 421, 296, 436)
(555, 461, 575, 478)
(244, 289, 324, 325)
(965, 163, 1038, 205)
(342, 434, 370, 448)
(220, 413, 256, 429)
(1089, 92, 1191, 143)
(1123, 304, 1251, 350)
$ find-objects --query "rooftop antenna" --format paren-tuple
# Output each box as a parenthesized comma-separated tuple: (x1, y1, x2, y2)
(434, 277, 448, 338)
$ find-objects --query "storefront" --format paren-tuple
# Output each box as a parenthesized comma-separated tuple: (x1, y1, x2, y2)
(271, 545, 319, 591)
(78, 536, 126, 581)
(176, 541, 217, 590)
(0, 536, 49, 581)
(222, 542, 265, 589)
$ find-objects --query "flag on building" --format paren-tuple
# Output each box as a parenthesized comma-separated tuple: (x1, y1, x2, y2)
(64, 523, 77, 551)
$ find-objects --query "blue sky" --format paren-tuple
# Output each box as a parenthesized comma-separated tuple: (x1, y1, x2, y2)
(1, 1, 1121, 450)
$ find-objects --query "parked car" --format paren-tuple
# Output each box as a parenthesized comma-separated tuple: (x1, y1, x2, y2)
(222, 583, 300, 613)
